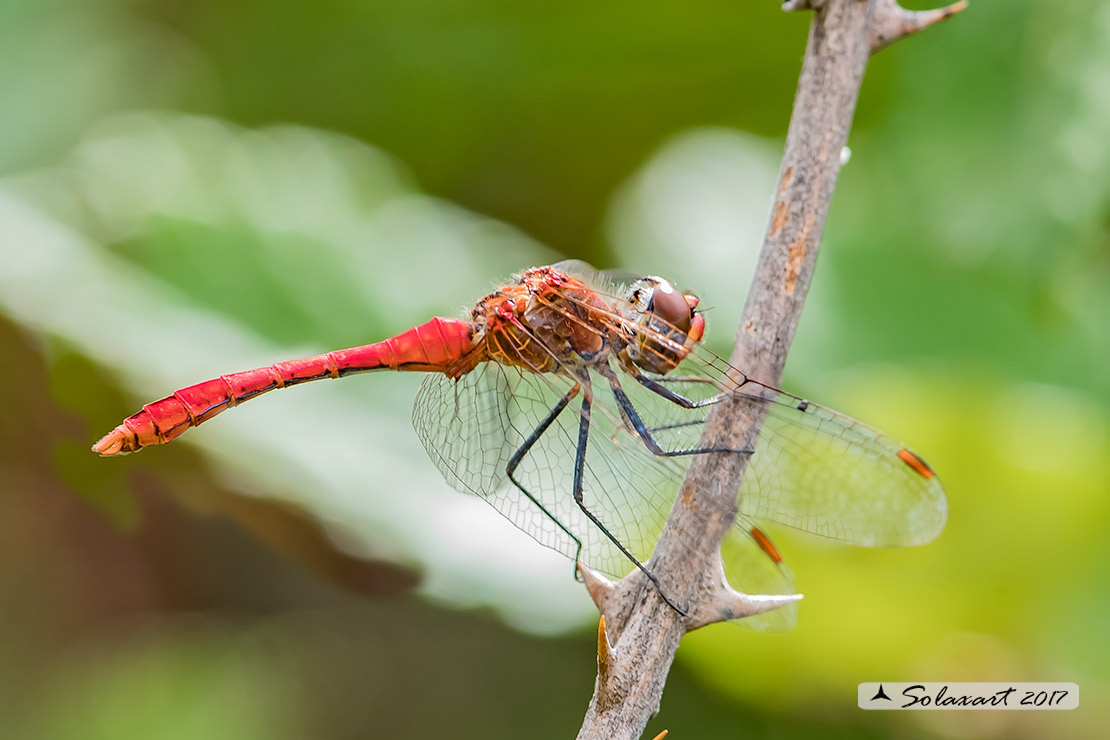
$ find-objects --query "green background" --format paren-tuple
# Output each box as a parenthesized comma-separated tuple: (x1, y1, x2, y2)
(1, 0, 1107, 738)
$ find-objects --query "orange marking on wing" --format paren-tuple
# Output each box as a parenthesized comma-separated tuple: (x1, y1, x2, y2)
(898, 448, 935, 479)
(750, 526, 783, 564)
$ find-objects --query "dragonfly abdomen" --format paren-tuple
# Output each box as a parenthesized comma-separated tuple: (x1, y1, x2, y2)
(92, 317, 477, 456)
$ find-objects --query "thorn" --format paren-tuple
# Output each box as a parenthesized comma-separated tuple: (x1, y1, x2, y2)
(592, 605, 626, 710)
(685, 552, 804, 631)
(687, 591, 804, 631)
(578, 559, 618, 616)
(870, 0, 968, 53)
(597, 616, 612, 685)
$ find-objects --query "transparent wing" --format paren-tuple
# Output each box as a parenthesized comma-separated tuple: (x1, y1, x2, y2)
(618, 346, 948, 547)
(413, 362, 685, 576)
(411, 361, 796, 631)
(743, 395, 946, 545)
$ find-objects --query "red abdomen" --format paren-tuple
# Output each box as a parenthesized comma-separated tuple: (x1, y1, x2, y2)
(93, 317, 476, 456)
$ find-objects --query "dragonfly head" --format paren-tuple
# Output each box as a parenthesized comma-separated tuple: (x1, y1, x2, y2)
(624, 276, 705, 374)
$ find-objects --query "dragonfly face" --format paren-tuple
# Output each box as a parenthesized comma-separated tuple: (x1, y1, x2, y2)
(623, 276, 705, 376)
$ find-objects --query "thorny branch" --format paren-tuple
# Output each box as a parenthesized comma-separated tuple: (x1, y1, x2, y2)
(575, 2, 966, 739)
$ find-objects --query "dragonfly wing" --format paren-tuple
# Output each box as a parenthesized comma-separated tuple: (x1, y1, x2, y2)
(414, 361, 800, 629)
(413, 362, 787, 584)
(413, 364, 676, 577)
(413, 363, 576, 561)
(739, 392, 947, 546)
(616, 344, 947, 548)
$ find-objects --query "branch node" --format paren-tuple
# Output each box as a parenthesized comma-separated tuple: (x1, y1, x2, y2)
(869, 0, 968, 53)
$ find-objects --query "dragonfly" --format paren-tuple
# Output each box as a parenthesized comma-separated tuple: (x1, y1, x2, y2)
(93, 262, 946, 628)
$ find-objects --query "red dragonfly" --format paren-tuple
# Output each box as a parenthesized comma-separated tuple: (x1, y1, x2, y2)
(94, 263, 946, 627)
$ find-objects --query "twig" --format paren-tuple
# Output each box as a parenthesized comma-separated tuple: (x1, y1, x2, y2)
(575, 2, 965, 738)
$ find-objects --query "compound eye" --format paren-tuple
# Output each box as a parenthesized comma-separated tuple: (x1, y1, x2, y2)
(647, 279, 692, 334)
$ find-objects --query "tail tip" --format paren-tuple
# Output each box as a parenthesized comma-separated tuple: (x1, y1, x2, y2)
(91, 426, 138, 457)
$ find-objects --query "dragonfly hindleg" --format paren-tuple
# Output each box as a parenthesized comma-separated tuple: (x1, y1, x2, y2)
(571, 391, 688, 617)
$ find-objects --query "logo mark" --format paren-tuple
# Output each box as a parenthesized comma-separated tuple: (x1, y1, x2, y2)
(870, 684, 892, 702)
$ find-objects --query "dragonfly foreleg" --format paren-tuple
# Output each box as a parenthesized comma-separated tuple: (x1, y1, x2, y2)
(571, 391, 688, 617)
(634, 370, 737, 410)
(505, 383, 585, 569)
(645, 374, 720, 386)
(646, 418, 705, 434)
(606, 372, 752, 458)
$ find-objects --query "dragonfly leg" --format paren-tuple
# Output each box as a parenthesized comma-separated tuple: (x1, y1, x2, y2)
(505, 384, 586, 573)
(646, 418, 705, 434)
(572, 392, 688, 617)
(607, 372, 753, 458)
(631, 371, 730, 410)
(647, 375, 720, 385)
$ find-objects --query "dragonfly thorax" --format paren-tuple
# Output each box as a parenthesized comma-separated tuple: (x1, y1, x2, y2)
(473, 267, 617, 375)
